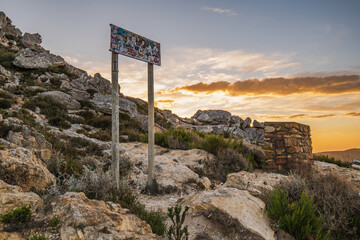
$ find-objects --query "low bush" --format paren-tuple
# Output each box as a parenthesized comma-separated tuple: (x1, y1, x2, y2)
(107, 185, 167, 236)
(0, 45, 16, 70)
(50, 77, 62, 88)
(29, 234, 46, 240)
(280, 162, 360, 239)
(267, 189, 330, 240)
(49, 215, 60, 228)
(0, 205, 32, 224)
(86, 88, 98, 97)
(153, 128, 254, 181)
(0, 98, 14, 108)
(313, 154, 352, 168)
(23, 96, 71, 129)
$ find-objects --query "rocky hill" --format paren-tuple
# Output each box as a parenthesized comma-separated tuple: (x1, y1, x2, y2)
(0, 12, 359, 240)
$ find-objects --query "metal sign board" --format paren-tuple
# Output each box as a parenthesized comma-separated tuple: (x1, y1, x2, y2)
(110, 24, 161, 66)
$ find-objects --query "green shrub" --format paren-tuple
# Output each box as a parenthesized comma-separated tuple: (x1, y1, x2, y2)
(267, 189, 291, 221)
(29, 234, 46, 240)
(23, 96, 71, 129)
(282, 163, 360, 239)
(167, 204, 189, 240)
(267, 189, 330, 240)
(0, 205, 32, 224)
(0, 46, 16, 70)
(50, 77, 62, 88)
(313, 154, 352, 168)
(0, 98, 14, 108)
(86, 88, 98, 97)
(49, 215, 60, 227)
(108, 186, 167, 236)
(47, 66, 78, 79)
(87, 115, 112, 130)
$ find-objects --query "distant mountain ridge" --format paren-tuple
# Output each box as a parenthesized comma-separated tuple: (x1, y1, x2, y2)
(315, 148, 360, 163)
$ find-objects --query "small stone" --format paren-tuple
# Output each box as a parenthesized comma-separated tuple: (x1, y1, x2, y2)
(253, 120, 265, 128)
(242, 117, 251, 129)
(264, 126, 275, 133)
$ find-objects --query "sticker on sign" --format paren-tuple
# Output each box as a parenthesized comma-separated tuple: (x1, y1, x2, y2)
(110, 24, 161, 66)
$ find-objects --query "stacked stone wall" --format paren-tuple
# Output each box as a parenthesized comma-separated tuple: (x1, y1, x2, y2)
(263, 122, 312, 172)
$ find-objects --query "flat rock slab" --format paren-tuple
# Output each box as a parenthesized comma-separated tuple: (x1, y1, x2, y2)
(182, 187, 276, 240)
(13, 46, 65, 69)
(51, 192, 162, 240)
(0, 139, 56, 192)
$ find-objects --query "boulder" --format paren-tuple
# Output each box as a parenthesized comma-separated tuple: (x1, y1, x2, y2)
(38, 90, 81, 109)
(192, 110, 231, 125)
(7, 125, 52, 150)
(224, 171, 290, 195)
(119, 142, 215, 192)
(91, 94, 139, 117)
(253, 120, 265, 128)
(181, 187, 276, 240)
(0, 11, 22, 39)
(230, 115, 243, 127)
(232, 128, 249, 140)
(50, 192, 162, 240)
(13, 46, 66, 69)
(21, 32, 42, 48)
(0, 139, 56, 192)
(313, 161, 360, 192)
(0, 180, 44, 215)
(70, 73, 113, 96)
(242, 117, 252, 129)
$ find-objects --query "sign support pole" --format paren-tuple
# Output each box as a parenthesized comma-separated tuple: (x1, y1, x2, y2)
(111, 52, 120, 190)
(147, 63, 155, 188)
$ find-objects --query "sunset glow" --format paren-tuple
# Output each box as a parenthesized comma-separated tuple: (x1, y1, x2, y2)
(3, 0, 359, 152)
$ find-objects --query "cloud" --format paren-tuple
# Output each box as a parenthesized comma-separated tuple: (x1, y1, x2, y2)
(202, 7, 237, 16)
(345, 112, 360, 117)
(160, 75, 360, 96)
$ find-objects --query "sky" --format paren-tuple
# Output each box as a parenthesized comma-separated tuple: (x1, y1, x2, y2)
(2, 0, 360, 152)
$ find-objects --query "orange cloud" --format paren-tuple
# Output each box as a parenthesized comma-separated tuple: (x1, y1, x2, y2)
(345, 112, 360, 117)
(160, 75, 360, 96)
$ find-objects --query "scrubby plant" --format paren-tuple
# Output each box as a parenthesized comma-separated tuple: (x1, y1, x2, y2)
(29, 234, 46, 240)
(267, 189, 330, 240)
(167, 204, 190, 240)
(23, 96, 71, 129)
(281, 163, 360, 239)
(313, 154, 352, 168)
(0, 205, 32, 224)
(49, 215, 60, 228)
(86, 88, 98, 97)
(108, 185, 167, 236)
(50, 77, 62, 88)
(0, 98, 14, 108)
(0, 45, 16, 70)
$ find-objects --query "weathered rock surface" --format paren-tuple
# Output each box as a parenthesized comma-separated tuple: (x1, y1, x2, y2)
(192, 110, 232, 125)
(0, 180, 44, 215)
(21, 32, 42, 48)
(182, 187, 276, 240)
(0, 138, 56, 191)
(13, 46, 65, 69)
(50, 192, 162, 240)
(0, 232, 25, 240)
(38, 90, 81, 109)
(0, 11, 22, 39)
(91, 93, 140, 117)
(120, 143, 210, 192)
(313, 161, 360, 192)
(224, 171, 290, 195)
